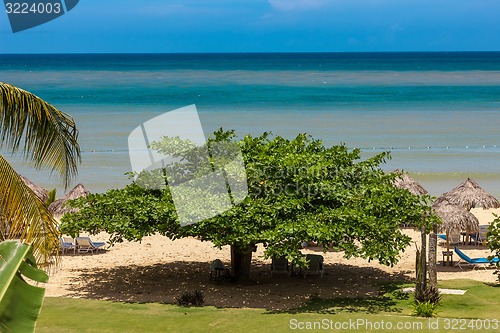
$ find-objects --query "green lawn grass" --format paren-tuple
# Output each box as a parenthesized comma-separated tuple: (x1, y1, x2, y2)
(36, 280, 500, 333)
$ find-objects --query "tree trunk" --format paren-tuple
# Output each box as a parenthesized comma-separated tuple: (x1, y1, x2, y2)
(415, 245, 424, 298)
(415, 246, 421, 282)
(446, 231, 450, 266)
(428, 224, 438, 289)
(420, 225, 427, 292)
(230, 244, 255, 281)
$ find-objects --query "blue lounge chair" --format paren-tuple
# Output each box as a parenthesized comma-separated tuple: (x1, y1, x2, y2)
(454, 247, 499, 270)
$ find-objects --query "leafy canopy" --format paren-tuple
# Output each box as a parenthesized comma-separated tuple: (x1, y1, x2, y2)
(61, 130, 432, 267)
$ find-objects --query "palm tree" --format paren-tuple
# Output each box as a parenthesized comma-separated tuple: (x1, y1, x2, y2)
(0, 82, 80, 267)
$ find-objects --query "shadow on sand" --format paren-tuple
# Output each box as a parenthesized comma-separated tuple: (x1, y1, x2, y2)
(63, 261, 412, 311)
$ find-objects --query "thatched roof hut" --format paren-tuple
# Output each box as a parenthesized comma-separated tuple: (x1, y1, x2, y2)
(432, 197, 480, 256)
(441, 178, 500, 211)
(392, 170, 428, 229)
(392, 170, 428, 195)
(48, 183, 89, 220)
(20, 175, 49, 203)
(432, 197, 480, 234)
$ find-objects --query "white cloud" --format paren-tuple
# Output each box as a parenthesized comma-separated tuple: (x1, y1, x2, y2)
(267, 0, 328, 11)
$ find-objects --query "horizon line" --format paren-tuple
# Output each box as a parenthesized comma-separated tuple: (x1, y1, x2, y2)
(2, 50, 500, 56)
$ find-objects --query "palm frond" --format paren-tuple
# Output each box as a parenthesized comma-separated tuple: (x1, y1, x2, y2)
(0, 240, 48, 333)
(0, 154, 59, 268)
(0, 82, 80, 188)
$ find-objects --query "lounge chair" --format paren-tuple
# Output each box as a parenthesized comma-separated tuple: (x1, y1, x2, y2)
(470, 225, 489, 246)
(454, 247, 499, 270)
(302, 254, 324, 278)
(271, 256, 290, 276)
(75, 237, 106, 254)
(60, 237, 76, 254)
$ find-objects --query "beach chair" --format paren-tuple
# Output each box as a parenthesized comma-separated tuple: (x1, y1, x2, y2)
(454, 247, 499, 270)
(60, 237, 76, 254)
(470, 225, 489, 246)
(271, 256, 290, 276)
(479, 225, 489, 244)
(302, 254, 324, 278)
(75, 237, 106, 254)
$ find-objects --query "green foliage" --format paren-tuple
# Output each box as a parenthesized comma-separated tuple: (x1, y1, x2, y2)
(487, 214, 500, 280)
(175, 290, 205, 307)
(60, 185, 179, 243)
(44, 189, 57, 207)
(412, 301, 438, 317)
(61, 130, 433, 270)
(391, 289, 410, 301)
(412, 286, 441, 318)
(0, 240, 48, 333)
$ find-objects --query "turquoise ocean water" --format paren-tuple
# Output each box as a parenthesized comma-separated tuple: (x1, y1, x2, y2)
(1, 52, 500, 197)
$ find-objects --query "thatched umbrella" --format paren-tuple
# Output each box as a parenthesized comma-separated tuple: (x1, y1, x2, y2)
(20, 175, 49, 203)
(392, 170, 428, 196)
(432, 197, 480, 262)
(433, 198, 480, 234)
(441, 178, 500, 211)
(48, 183, 89, 220)
(439, 178, 499, 246)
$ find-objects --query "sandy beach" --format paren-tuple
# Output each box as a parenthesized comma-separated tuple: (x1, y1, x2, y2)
(45, 208, 500, 310)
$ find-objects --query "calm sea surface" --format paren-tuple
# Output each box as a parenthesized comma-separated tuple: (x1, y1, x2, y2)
(1, 52, 500, 197)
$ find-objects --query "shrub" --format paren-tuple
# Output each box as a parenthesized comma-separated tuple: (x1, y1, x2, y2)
(391, 289, 409, 300)
(175, 289, 205, 307)
(412, 286, 441, 317)
(412, 300, 438, 317)
(414, 286, 441, 305)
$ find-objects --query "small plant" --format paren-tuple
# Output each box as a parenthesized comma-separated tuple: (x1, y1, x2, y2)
(175, 289, 205, 307)
(392, 289, 409, 300)
(412, 286, 441, 317)
(412, 300, 438, 317)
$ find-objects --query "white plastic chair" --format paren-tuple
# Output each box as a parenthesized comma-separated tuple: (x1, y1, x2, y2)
(75, 237, 105, 254)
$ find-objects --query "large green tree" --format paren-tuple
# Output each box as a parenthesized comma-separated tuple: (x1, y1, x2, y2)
(0, 82, 80, 267)
(61, 130, 431, 280)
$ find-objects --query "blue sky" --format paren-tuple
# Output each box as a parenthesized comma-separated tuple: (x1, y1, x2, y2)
(1, 0, 500, 53)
